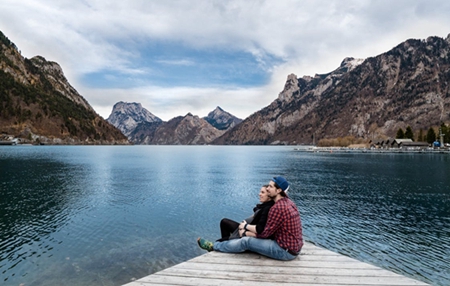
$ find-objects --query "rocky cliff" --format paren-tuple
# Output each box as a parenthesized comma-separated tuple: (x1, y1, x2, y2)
(0, 31, 129, 145)
(4, 28, 449, 146)
(107, 103, 240, 145)
(203, 106, 243, 130)
(130, 113, 224, 145)
(214, 34, 450, 145)
(107, 101, 162, 137)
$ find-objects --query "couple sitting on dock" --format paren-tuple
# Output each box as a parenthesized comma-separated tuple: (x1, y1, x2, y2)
(197, 176, 303, 261)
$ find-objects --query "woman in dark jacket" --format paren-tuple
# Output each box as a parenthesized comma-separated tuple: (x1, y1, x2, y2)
(217, 185, 274, 241)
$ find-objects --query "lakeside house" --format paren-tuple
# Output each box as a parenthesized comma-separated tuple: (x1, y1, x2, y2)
(0, 135, 18, 145)
(370, 138, 429, 149)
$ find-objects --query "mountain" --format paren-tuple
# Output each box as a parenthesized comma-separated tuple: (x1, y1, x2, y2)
(107, 103, 240, 144)
(107, 101, 162, 136)
(214, 34, 450, 145)
(0, 31, 129, 145)
(203, 106, 242, 130)
(130, 113, 224, 144)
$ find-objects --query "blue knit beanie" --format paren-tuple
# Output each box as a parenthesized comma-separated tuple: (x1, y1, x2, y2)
(272, 176, 290, 193)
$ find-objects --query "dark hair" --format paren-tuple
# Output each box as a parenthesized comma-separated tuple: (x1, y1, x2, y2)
(274, 182, 287, 197)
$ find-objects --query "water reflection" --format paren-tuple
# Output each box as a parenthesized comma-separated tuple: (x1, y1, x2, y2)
(0, 147, 449, 285)
(285, 152, 450, 285)
(0, 157, 76, 283)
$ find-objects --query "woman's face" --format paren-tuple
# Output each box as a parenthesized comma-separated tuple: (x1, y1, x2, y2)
(259, 186, 271, 203)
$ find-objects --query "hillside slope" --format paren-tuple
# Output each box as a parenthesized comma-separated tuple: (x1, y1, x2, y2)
(215, 35, 450, 145)
(0, 31, 129, 144)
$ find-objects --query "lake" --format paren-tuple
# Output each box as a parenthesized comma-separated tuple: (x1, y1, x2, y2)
(0, 146, 449, 285)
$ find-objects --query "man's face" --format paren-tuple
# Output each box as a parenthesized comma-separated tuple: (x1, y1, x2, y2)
(266, 181, 279, 199)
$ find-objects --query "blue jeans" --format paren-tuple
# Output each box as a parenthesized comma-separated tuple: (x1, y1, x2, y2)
(213, 237, 297, 261)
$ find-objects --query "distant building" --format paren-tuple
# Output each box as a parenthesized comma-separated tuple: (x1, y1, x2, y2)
(370, 138, 429, 149)
(369, 137, 395, 149)
(400, 141, 429, 149)
(391, 139, 413, 148)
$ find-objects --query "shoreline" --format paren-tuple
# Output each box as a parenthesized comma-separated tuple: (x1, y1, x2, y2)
(294, 146, 450, 154)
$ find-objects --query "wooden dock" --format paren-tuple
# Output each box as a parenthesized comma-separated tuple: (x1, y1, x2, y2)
(123, 241, 429, 285)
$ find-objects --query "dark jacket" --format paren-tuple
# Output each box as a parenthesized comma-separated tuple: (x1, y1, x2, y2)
(228, 200, 275, 240)
(252, 200, 275, 234)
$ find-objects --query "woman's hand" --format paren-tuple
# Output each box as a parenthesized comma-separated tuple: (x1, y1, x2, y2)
(239, 220, 247, 231)
(239, 220, 257, 235)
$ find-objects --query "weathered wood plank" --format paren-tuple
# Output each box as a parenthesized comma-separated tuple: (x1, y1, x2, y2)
(125, 276, 325, 286)
(145, 268, 427, 285)
(162, 262, 401, 276)
(122, 242, 430, 286)
(126, 273, 428, 286)
(194, 253, 368, 263)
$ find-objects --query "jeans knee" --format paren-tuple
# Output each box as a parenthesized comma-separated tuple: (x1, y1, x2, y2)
(240, 236, 251, 247)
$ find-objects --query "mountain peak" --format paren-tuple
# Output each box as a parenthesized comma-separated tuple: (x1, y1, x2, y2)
(340, 57, 365, 71)
(277, 73, 299, 102)
(107, 102, 162, 136)
(131, 111, 223, 145)
(216, 33, 450, 145)
(0, 30, 128, 145)
(204, 107, 242, 131)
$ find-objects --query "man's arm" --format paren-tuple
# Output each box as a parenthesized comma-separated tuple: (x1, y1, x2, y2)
(257, 204, 283, 238)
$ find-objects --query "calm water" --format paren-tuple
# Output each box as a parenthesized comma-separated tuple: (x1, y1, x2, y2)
(0, 146, 449, 286)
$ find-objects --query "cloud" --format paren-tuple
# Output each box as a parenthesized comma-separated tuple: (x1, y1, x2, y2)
(156, 59, 195, 66)
(79, 84, 277, 121)
(1, 0, 450, 120)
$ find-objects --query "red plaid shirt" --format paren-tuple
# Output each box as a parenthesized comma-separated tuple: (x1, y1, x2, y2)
(257, 197, 303, 253)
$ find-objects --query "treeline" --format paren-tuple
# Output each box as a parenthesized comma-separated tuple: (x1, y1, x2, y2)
(317, 123, 450, 147)
(396, 123, 450, 143)
(318, 136, 367, 147)
(0, 69, 103, 140)
(0, 31, 18, 52)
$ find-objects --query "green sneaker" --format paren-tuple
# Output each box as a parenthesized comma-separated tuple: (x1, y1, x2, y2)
(197, 237, 214, 252)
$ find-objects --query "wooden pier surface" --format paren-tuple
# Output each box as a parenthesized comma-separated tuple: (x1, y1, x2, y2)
(123, 241, 429, 286)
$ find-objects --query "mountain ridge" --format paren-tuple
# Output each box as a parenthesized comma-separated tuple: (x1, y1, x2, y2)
(0, 31, 129, 145)
(107, 101, 162, 137)
(214, 34, 450, 145)
(3, 30, 450, 145)
(107, 102, 241, 144)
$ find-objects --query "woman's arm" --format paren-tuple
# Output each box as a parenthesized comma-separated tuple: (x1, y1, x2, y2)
(239, 204, 272, 235)
(238, 224, 257, 237)
(254, 206, 271, 234)
(239, 220, 257, 235)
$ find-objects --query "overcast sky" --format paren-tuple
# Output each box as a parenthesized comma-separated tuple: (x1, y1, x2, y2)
(1, 0, 450, 121)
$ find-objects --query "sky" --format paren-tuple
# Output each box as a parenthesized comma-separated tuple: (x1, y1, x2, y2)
(1, 0, 450, 121)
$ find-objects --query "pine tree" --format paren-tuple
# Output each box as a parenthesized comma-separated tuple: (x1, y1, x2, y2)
(417, 129, 424, 142)
(396, 128, 405, 139)
(440, 123, 449, 143)
(405, 126, 414, 141)
(426, 127, 436, 144)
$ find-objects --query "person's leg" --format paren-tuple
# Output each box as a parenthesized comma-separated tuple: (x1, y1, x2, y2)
(213, 237, 297, 261)
(246, 238, 298, 261)
(213, 236, 250, 253)
(220, 218, 239, 239)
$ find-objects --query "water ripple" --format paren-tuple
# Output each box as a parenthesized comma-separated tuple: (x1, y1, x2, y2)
(1, 146, 449, 285)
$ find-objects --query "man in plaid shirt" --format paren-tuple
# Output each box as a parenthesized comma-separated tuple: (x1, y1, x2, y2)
(197, 176, 303, 261)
